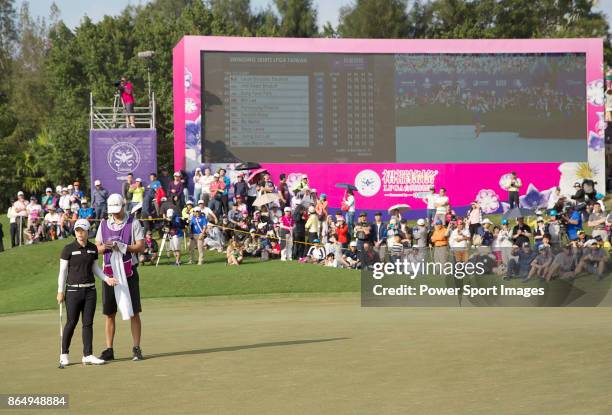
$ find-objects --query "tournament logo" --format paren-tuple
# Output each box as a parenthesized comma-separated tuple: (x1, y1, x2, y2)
(107, 142, 141, 173)
(354, 169, 381, 197)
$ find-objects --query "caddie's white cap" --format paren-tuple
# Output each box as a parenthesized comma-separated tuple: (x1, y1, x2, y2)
(94, 180, 101, 186)
(417, 218, 425, 226)
(193, 206, 202, 212)
(74, 219, 90, 231)
(107, 194, 124, 214)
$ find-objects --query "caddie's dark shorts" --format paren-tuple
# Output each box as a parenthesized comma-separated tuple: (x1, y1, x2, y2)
(102, 266, 142, 316)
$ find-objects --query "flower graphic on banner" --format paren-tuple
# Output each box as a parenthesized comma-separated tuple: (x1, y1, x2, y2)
(558, 162, 599, 195)
(185, 116, 201, 152)
(587, 79, 604, 106)
(518, 183, 551, 210)
(474, 189, 500, 214)
(185, 98, 197, 114)
(596, 111, 606, 136)
(500, 202, 511, 213)
(286, 173, 305, 190)
(588, 130, 605, 152)
(184, 66, 192, 91)
(498, 173, 513, 190)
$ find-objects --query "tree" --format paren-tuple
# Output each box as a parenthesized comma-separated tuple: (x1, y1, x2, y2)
(338, 0, 409, 38)
(275, 0, 318, 37)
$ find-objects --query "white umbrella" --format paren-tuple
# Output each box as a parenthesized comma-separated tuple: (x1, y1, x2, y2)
(252, 193, 280, 207)
(387, 204, 410, 213)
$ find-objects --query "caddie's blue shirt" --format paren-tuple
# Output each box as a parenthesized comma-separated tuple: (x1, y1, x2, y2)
(190, 215, 208, 235)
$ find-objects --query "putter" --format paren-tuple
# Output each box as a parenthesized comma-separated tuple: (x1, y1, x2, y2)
(58, 302, 64, 369)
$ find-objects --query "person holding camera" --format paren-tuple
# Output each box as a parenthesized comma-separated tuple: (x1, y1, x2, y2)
(118, 76, 135, 128)
(507, 172, 522, 209)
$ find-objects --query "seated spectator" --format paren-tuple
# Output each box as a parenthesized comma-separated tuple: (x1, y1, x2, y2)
(267, 239, 281, 259)
(204, 223, 224, 252)
(388, 234, 404, 262)
(243, 229, 261, 256)
(139, 231, 159, 266)
(525, 245, 553, 281)
(340, 241, 361, 269)
(25, 218, 44, 244)
(544, 244, 576, 281)
(305, 239, 326, 263)
(226, 239, 244, 265)
(505, 243, 536, 280)
(587, 202, 607, 241)
(360, 241, 380, 269)
(575, 239, 607, 278)
(323, 252, 337, 267)
(477, 218, 494, 252)
(43, 206, 62, 240)
(27, 196, 43, 228)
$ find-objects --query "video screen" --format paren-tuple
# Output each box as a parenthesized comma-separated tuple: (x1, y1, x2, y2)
(202, 52, 587, 163)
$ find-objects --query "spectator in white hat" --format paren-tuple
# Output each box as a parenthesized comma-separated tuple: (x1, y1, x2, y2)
(128, 178, 145, 208)
(168, 172, 184, 205)
(192, 168, 203, 204)
(305, 205, 320, 243)
(59, 188, 71, 212)
(42, 187, 56, 213)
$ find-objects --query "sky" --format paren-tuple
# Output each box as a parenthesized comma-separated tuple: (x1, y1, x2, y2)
(16, 0, 612, 31)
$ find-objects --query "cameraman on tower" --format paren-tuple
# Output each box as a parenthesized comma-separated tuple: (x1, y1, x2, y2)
(117, 76, 135, 128)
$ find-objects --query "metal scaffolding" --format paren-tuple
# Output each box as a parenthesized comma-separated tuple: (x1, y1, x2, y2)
(90, 91, 155, 130)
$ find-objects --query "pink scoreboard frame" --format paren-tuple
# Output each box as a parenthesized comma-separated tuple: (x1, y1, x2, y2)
(173, 36, 604, 216)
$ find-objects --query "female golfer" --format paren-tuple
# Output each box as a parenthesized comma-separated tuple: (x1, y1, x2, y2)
(57, 219, 117, 366)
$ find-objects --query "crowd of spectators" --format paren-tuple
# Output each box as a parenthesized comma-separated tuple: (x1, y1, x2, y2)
(5, 167, 610, 281)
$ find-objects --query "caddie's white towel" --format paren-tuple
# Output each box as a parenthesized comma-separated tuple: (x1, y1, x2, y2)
(111, 241, 134, 320)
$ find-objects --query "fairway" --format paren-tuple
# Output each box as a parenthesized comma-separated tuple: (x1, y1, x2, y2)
(1, 296, 612, 415)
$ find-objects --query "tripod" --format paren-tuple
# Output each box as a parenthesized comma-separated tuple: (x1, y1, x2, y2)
(155, 229, 173, 267)
(111, 92, 125, 128)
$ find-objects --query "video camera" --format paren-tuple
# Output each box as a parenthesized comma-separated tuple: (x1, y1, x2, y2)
(114, 80, 124, 92)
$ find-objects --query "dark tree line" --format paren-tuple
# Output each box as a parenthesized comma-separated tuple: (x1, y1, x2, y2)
(0, 0, 609, 209)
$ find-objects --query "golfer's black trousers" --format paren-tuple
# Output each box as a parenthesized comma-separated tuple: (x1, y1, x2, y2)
(62, 286, 96, 356)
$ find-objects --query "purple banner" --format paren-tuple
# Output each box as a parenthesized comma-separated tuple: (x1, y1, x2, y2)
(89, 129, 157, 197)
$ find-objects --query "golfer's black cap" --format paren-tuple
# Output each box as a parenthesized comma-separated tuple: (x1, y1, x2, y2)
(359, 212, 367, 217)
(374, 212, 382, 216)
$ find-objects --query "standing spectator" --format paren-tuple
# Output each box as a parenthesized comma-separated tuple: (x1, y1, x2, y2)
(129, 178, 145, 207)
(370, 212, 387, 260)
(92, 180, 109, 220)
(430, 219, 449, 264)
(218, 168, 231, 214)
(449, 220, 470, 263)
(507, 172, 522, 209)
(259, 172, 275, 194)
(78, 199, 95, 223)
(342, 189, 356, 233)
(27, 196, 43, 228)
(41, 188, 56, 213)
(292, 175, 310, 194)
(119, 76, 135, 128)
(353, 213, 370, 251)
(512, 217, 532, 247)
(7, 198, 18, 247)
(465, 201, 482, 240)
(72, 182, 84, 200)
(13, 192, 28, 244)
(278, 173, 291, 209)
(279, 207, 294, 261)
(208, 173, 225, 218)
(168, 172, 184, 205)
(192, 168, 203, 204)
(434, 188, 449, 224)
(588, 202, 608, 242)
(199, 167, 214, 208)
(547, 187, 562, 211)
(423, 186, 437, 225)
(532, 217, 547, 249)
(315, 194, 329, 238)
(292, 205, 307, 260)
(477, 218, 494, 251)
(497, 219, 514, 264)
(159, 167, 171, 194)
(305, 206, 320, 243)
(59, 188, 71, 212)
(148, 173, 161, 192)
(565, 205, 582, 241)
(197, 199, 218, 225)
(233, 173, 249, 202)
(122, 173, 134, 207)
(335, 216, 349, 249)
(412, 218, 428, 259)
(188, 207, 208, 265)
(545, 211, 562, 250)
